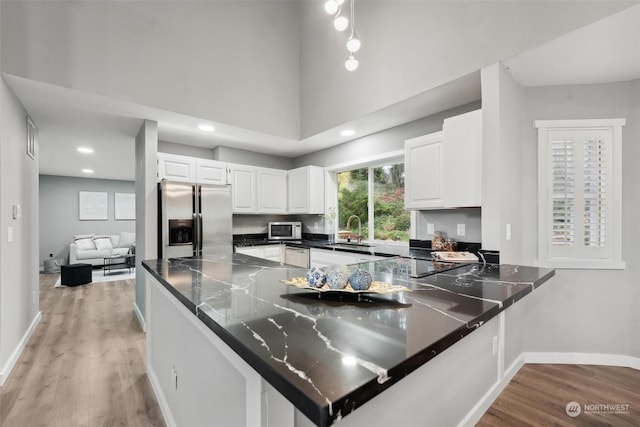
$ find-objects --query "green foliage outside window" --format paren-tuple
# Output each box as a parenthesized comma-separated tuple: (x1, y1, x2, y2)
(337, 164, 409, 242)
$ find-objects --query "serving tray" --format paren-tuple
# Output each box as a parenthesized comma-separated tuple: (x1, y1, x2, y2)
(281, 277, 411, 295)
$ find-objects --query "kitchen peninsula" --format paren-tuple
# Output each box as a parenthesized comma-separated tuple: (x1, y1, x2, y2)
(143, 249, 554, 427)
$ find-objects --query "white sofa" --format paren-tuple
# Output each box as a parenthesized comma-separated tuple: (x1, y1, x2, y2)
(69, 232, 135, 266)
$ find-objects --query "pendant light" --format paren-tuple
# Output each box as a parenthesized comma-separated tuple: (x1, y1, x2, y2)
(324, 0, 340, 15)
(333, 5, 349, 32)
(345, 53, 359, 71)
(346, 0, 361, 53)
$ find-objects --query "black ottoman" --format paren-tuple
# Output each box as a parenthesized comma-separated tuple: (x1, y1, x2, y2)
(61, 263, 92, 286)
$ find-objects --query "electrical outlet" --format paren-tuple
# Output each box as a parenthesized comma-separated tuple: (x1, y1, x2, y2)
(457, 223, 465, 236)
(427, 223, 435, 234)
(506, 224, 512, 241)
(32, 290, 36, 305)
(492, 336, 498, 356)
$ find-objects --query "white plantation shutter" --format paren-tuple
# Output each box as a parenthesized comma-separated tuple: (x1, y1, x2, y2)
(537, 119, 625, 269)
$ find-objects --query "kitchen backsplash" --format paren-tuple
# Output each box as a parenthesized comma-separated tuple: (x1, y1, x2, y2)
(232, 214, 325, 234)
(416, 207, 482, 243)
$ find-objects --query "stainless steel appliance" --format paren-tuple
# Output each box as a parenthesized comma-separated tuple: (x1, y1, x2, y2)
(268, 221, 302, 240)
(284, 246, 309, 268)
(158, 180, 232, 258)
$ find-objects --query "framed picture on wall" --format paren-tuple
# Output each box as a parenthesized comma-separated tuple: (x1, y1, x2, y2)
(26, 116, 36, 159)
(115, 193, 135, 220)
(79, 191, 108, 220)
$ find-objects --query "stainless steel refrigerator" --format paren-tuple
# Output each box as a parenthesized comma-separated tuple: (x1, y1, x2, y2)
(158, 180, 232, 258)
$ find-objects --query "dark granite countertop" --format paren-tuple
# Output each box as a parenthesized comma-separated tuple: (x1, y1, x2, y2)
(142, 250, 553, 426)
(232, 234, 498, 262)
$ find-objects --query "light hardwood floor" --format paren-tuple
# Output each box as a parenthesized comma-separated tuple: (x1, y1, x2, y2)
(0, 273, 165, 427)
(477, 364, 640, 426)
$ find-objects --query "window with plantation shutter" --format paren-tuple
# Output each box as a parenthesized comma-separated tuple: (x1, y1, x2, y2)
(536, 119, 625, 269)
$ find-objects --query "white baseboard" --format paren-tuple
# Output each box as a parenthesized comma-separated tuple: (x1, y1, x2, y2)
(147, 364, 177, 427)
(460, 352, 640, 426)
(523, 352, 640, 370)
(133, 303, 146, 332)
(0, 311, 42, 387)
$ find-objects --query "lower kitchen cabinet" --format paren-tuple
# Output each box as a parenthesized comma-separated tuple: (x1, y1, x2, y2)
(309, 248, 385, 267)
(235, 245, 283, 264)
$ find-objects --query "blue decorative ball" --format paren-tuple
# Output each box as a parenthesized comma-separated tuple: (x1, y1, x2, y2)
(306, 267, 327, 288)
(349, 269, 372, 290)
(326, 271, 349, 289)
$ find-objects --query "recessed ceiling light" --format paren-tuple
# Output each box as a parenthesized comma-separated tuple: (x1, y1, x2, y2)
(77, 147, 94, 154)
(82, 169, 94, 174)
(198, 124, 215, 132)
(340, 129, 355, 137)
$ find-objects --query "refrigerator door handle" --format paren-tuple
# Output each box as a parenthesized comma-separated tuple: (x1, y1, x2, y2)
(192, 212, 198, 256)
(198, 213, 204, 255)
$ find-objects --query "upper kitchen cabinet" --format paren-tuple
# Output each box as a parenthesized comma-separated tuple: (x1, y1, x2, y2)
(228, 163, 257, 213)
(158, 153, 227, 185)
(157, 153, 196, 182)
(257, 168, 288, 214)
(442, 109, 482, 207)
(288, 166, 325, 214)
(196, 159, 228, 185)
(404, 110, 482, 209)
(404, 132, 444, 209)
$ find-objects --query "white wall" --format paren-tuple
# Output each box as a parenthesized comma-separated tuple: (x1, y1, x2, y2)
(0, 1, 301, 139)
(213, 146, 293, 170)
(298, 1, 633, 138)
(39, 175, 135, 265)
(497, 78, 640, 358)
(0, 75, 40, 383)
(480, 64, 526, 257)
(134, 120, 158, 328)
(416, 208, 482, 244)
(293, 102, 480, 168)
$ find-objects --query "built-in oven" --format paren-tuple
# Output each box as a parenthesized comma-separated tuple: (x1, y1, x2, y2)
(169, 219, 194, 246)
(268, 221, 302, 240)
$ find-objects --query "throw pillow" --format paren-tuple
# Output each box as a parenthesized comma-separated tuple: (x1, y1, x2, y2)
(94, 236, 113, 251)
(118, 231, 135, 248)
(75, 237, 96, 250)
(112, 247, 130, 256)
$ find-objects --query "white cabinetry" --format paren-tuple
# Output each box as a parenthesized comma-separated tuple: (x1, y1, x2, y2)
(404, 132, 444, 209)
(158, 153, 196, 182)
(158, 153, 227, 184)
(235, 245, 283, 264)
(228, 164, 257, 213)
(197, 159, 228, 185)
(404, 110, 482, 209)
(442, 109, 482, 207)
(287, 166, 325, 214)
(257, 168, 288, 214)
(309, 248, 386, 267)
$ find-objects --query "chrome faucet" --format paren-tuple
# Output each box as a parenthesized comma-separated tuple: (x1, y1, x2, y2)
(346, 215, 362, 243)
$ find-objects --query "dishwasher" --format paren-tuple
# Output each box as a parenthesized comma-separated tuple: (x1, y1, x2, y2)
(284, 246, 310, 268)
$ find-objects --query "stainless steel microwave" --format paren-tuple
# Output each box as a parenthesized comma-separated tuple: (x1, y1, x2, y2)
(268, 222, 302, 240)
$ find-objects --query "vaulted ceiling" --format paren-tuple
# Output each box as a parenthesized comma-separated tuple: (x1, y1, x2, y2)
(1, 1, 638, 180)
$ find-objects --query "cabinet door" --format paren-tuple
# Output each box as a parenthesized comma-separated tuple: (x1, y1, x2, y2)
(262, 245, 283, 263)
(228, 164, 257, 213)
(309, 249, 358, 267)
(197, 160, 227, 185)
(235, 246, 263, 258)
(257, 168, 288, 214)
(404, 132, 444, 209)
(158, 153, 196, 182)
(288, 166, 324, 214)
(443, 109, 482, 207)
